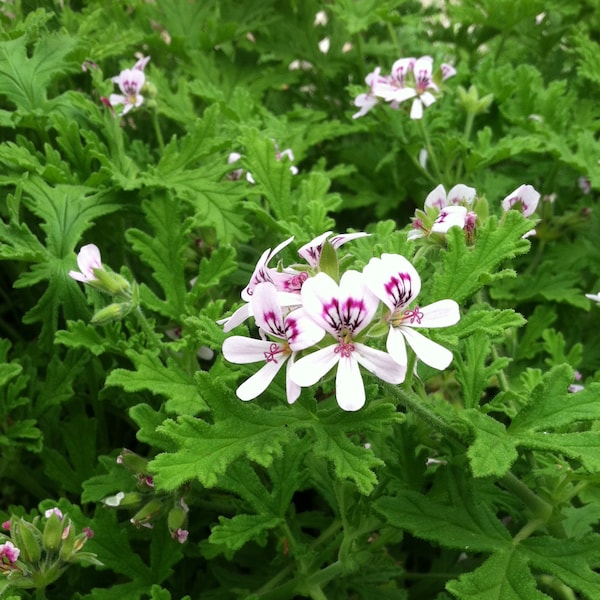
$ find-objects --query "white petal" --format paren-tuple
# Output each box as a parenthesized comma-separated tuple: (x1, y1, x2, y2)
(77, 244, 102, 277)
(424, 184, 447, 210)
(300, 272, 341, 335)
(501, 184, 540, 217)
(285, 354, 301, 404)
(363, 253, 421, 312)
(386, 325, 408, 367)
(401, 327, 454, 370)
(381, 87, 418, 103)
(354, 342, 406, 384)
(236, 359, 287, 401)
(289, 345, 339, 387)
(285, 308, 326, 350)
(416, 300, 460, 328)
(222, 337, 283, 364)
(431, 206, 467, 233)
(298, 231, 332, 266)
(220, 303, 252, 332)
(109, 93, 125, 107)
(447, 184, 476, 206)
(420, 91, 436, 107)
(330, 231, 370, 250)
(410, 99, 423, 120)
(336, 355, 365, 411)
(252, 283, 286, 338)
(338, 270, 379, 334)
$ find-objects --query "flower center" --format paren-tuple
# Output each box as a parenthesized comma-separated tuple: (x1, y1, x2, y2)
(263, 342, 286, 363)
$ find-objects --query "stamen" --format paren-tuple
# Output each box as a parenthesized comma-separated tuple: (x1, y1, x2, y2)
(404, 305, 424, 324)
(264, 342, 283, 363)
(334, 338, 355, 358)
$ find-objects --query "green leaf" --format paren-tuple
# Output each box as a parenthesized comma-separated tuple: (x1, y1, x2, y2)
(105, 350, 206, 416)
(375, 471, 511, 552)
(240, 129, 293, 221)
(455, 331, 511, 409)
(54, 320, 111, 355)
(462, 410, 518, 477)
(126, 196, 191, 321)
(432, 211, 532, 303)
(209, 514, 282, 552)
(0, 26, 77, 112)
(515, 432, 600, 472)
(510, 366, 600, 433)
(521, 534, 600, 599)
(311, 400, 404, 495)
(446, 547, 551, 600)
(150, 374, 297, 490)
(189, 245, 238, 300)
(451, 305, 526, 340)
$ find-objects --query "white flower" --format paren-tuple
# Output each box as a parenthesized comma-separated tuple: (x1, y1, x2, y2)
(586, 291, 600, 303)
(109, 67, 146, 115)
(501, 184, 540, 217)
(290, 271, 405, 411)
(363, 254, 460, 369)
(314, 10, 328, 26)
(222, 283, 324, 403)
(68, 244, 103, 282)
(318, 37, 330, 54)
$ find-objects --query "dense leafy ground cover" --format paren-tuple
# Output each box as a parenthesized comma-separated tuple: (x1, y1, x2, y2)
(2, 1, 600, 598)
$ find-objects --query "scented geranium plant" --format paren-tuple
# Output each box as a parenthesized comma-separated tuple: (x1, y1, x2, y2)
(2, 1, 600, 599)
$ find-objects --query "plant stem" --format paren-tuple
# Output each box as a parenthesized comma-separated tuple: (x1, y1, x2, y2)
(417, 118, 444, 184)
(152, 109, 165, 153)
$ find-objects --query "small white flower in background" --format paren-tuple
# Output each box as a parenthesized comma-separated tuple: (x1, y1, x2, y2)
(318, 37, 330, 54)
(288, 59, 314, 71)
(578, 176, 591, 195)
(109, 56, 150, 115)
(103, 491, 125, 507)
(501, 184, 540, 217)
(69, 244, 103, 283)
(408, 184, 475, 240)
(290, 271, 406, 411)
(314, 10, 328, 26)
(223, 282, 325, 403)
(342, 42, 353, 53)
(363, 253, 460, 370)
(585, 291, 600, 303)
(352, 67, 386, 119)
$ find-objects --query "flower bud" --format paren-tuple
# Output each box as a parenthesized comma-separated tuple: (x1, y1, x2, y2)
(42, 513, 63, 552)
(167, 506, 187, 534)
(13, 519, 41, 563)
(59, 522, 76, 560)
(91, 301, 132, 325)
(457, 85, 493, 115)
(131, 499, 163, 527)
(89, 268, 132, 297)
(318, 240, 339, 281)
(118, 449, 150, 475)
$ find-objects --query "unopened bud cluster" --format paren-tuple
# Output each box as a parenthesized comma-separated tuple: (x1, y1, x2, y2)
(103, 449, 189, 544)
(0, 509, 99, 593)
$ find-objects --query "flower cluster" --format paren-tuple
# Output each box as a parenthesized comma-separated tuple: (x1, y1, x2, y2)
(408, 183, 540, 243)
(221, 233, 460, 411)
(353, 55, 456, 120)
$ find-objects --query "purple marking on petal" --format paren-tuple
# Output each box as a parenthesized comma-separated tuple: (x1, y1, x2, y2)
(322, 298, 341, 332)
(340, 297, 368, 331)
(262, 310, 285, 337)
(384, 272, 414, 309)
(284, 315, 300, 343)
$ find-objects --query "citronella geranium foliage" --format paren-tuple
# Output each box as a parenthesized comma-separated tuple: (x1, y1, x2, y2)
(2, 1, 600, 599)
